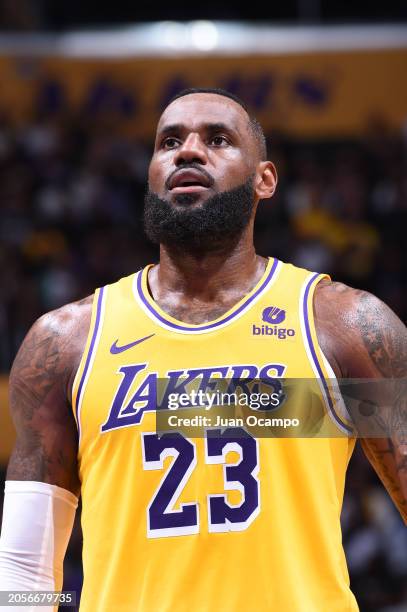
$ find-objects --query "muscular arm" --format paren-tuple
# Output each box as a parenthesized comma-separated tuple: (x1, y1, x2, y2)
(6, 296, 92, 496)
(314, 282, 407, 523)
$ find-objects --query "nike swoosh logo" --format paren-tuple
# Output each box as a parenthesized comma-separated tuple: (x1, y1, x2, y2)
(110, 334, 155, 354)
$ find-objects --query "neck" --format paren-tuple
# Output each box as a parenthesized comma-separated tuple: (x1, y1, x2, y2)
(148, 225, 266, 304)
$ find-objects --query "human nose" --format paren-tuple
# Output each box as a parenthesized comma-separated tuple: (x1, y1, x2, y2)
(173, 133, 208, 166)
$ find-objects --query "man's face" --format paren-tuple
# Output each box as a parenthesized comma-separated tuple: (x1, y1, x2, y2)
(148, 93, 258, 207)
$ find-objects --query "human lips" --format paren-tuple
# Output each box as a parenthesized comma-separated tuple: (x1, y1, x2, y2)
(167, 168, 213, 192)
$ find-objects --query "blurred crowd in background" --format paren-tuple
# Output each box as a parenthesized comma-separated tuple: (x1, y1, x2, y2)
(0, 106, 406, 610)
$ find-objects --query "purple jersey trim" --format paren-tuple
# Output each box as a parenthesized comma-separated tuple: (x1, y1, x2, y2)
(303, 273, 353, 434)
(136, 258, 279, 332)
(75, 286, 105, 437)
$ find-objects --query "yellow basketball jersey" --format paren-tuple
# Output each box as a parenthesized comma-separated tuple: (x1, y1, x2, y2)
(72, 257, 358, 612)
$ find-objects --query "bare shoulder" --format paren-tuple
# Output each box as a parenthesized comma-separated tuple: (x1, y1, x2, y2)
(7, 294, 94, 494)
(313, 280, 407, 378)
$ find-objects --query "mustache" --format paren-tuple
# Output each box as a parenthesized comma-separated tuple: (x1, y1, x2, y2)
(164, 163, 215, 190)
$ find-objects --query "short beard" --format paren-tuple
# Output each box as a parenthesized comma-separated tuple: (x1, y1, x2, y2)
(143, 178, 255, 254)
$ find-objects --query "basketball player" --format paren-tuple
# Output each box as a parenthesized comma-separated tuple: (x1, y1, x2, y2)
(0, 88, 406, 611)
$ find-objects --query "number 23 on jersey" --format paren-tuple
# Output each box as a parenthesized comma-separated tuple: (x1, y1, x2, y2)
(142, 427, 260, 538)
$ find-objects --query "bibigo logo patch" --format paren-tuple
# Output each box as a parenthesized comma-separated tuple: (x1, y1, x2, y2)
(252, 306, 296, 339)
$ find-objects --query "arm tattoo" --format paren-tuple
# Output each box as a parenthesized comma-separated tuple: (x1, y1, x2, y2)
(357, 292, 407, 378)
(361, 437, 407, 519)
(315, 282, 407, 521)
(7, 304, 87, 493)
(355, 291, 407, 521)
(10, 326, 64, 419)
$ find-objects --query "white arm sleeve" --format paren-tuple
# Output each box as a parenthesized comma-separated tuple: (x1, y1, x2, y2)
(0, 481, 78, 611)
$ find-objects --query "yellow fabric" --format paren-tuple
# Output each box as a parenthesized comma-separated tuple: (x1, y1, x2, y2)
(72, 258, 358, 612)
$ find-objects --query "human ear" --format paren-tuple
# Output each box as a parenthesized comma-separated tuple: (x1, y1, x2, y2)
(255, 161, 278, 200)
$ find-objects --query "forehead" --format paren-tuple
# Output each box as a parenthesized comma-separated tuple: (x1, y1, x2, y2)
(157, 94, 250, 135)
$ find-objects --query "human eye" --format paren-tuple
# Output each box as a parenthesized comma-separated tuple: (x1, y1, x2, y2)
(209, 134, 230, 147)
(162, 137, 180, 149)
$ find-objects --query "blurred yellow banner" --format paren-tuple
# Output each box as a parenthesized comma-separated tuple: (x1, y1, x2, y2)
(0, 49, 405, 137)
